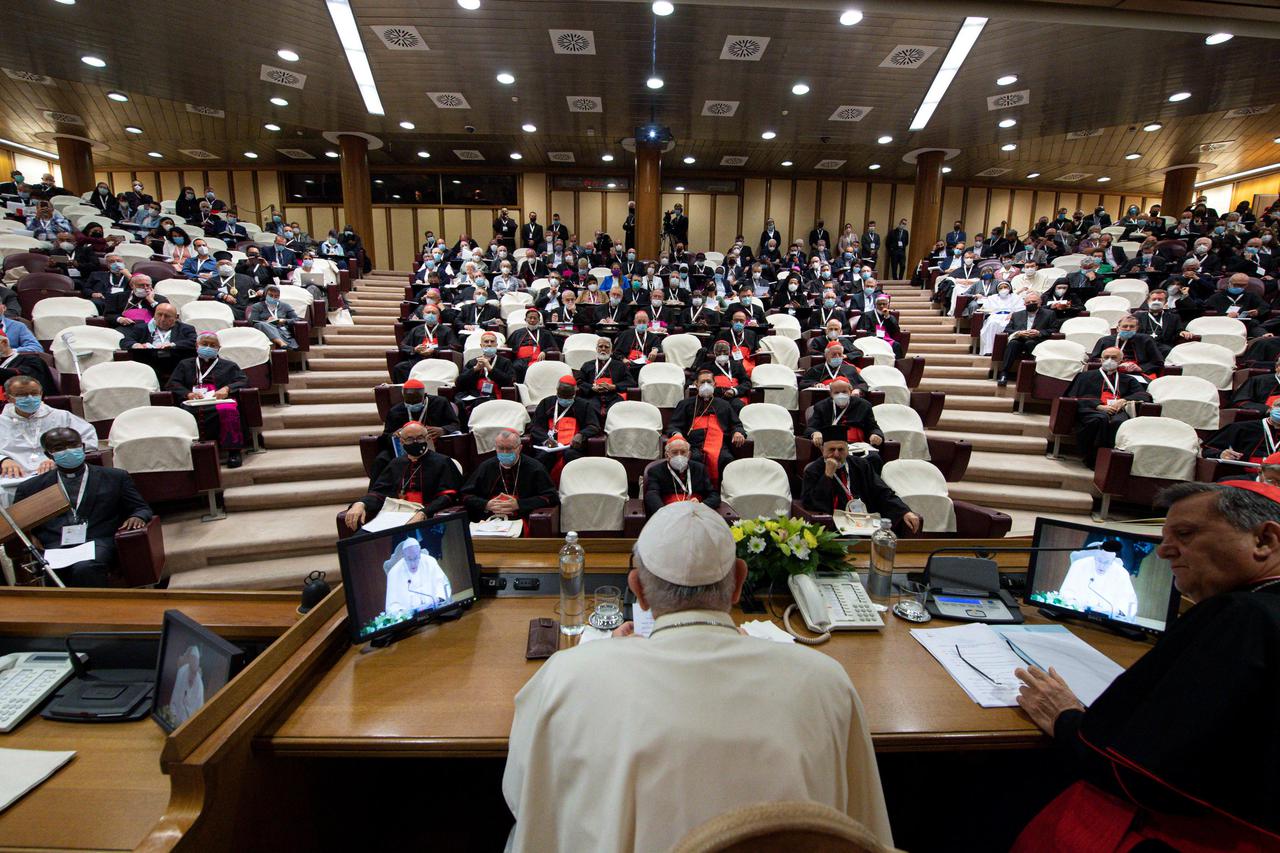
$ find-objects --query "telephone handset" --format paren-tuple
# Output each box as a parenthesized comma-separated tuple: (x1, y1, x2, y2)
(784, 572, 884, 644)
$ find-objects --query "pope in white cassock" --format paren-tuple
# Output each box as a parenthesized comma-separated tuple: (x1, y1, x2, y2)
(1058, 541, 1138, 620)
(383, 538, 452, 616)
(977, 284, 1025, 356)
(166, 645, 205, 726)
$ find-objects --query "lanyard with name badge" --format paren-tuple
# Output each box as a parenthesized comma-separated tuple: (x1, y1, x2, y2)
(58, 468, 90, 545)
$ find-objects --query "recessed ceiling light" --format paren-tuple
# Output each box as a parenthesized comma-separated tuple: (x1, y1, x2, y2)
(417, 150, 430, 158)
(1124, 152, 1142, 160)
(868, 163, 881, 170)
(791, 82, 810, 95)
(392, 194, 401, 199)
(517, 123, 535, 133)
(674, 185, 685, 191)
(646, 76, 664, 89)
(1274, 137, 1280, 144)
(510, 152, 522, 160)
(1204, 32, 1233, 45)
(941, 166, 952, 174)
(601, 153, 614, 162)
(244, 152, 259, 159)
(607, 182, 618, 188)
(54, 0, 76, 4)
(263, 123, 281, 131)
(325, 150, 339, 158)
(124, 125, 143, 134)
(305, 179, 315, 184)
(1001, 143, 1017, 151)
(147, 151, 162, 158)
(653, 1, 675, 15)
(1026, 172, 1040, 178)
(374, 179, 384, 184)
(452, 179, 462, 184)
(399, 120, 415, 129)
(270, 96, 289, 106)
(496, 72, 515, 85)
(277, 48, 300, 62)
(877, 135, 893, 144)
(1168, 91, 1191, 102)
(998, 118, 1017, 128)
(839, 9, 863, 26)
(781, 160, 793, 167)
(81, 55, 106, 68)
(682, 155, 695, 164)
(1143, 122, 1163, 132)
(1097, 176, 1111, 183)
(996, 74, 1018, 86)
(106, 91, 128, 102)
(457, 0, 480, 8)
(761, 130, 777, 140)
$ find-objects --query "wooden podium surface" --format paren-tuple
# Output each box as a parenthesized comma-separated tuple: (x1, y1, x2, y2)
(263, 595, 1152, 758)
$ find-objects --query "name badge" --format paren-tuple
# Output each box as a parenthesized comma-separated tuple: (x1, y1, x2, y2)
(732, 349, 743, 361)
(61, 523, 87, 546)
(480, 379, 495, 395)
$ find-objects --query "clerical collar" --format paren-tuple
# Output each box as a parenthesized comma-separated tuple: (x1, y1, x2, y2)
(59, 466, 84, 480)
(648, 609, 738, 636)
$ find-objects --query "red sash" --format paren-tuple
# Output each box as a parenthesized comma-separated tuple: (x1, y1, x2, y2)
(404, 490, 423, 504)
(663, 492, 699, 504)
(516, 343, 540, 361)
(730, 345, 755, 373)
(1101, 391, 1117, 404)
(845, 426, 865, 444)
(1265, 393, 1280, 408)
(713, 374, 737, 390)
(545, 413, 578, 482)
(692, 411, 725, 484)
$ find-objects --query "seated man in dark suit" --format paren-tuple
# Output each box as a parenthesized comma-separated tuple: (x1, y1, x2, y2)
(643, 436, 720, 516)
(694, 340, 751, 410)
(165, 332, 249, 468)
(576, 336, 635, 419)
(664, 369, 747, 486)
(1205, 272, 1267, 337)
(202, 253, 254, 321)
(1230, 361, 1280, 415)
(1062, 346, 1152, 469)
(121, 302, 198, 379)
(82, 253, 133, 309)
(461, 428, 558, 531)
(800, 424, 921, 533)
(14, 427, 152, 587)
(996, 291, 1061, 386)
(678, 290, 721, 333)
(1226, 238, 1278, 288)
(507, 309, 561, 382)
(370, 378, 461, 483)
(394, 304, 461, 384)
(344, 421, 462, 531)
(454, 330, 515, 413)
(528, 375, 600, 483)
(800, 342, 867, 391)
(245, 284, 300, 351)
(1134, 290, 1195, 356)
(1088, 315, 1164, 376)
(803, 380, 884, 473)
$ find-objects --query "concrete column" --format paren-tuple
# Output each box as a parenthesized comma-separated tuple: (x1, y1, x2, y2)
(338, 133, 375, 266)
(908, 150, 946, 272)
(634, 144, 662, 260)
(54, 135, 95, 195)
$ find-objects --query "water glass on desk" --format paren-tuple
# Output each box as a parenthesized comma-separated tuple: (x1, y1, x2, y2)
(589, 585, 623, 631)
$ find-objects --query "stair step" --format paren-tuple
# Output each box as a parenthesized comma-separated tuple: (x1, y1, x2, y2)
(319, 335, 396, 346)
(349, 306, 401, 316)
(168, 552, 342, 590)
(297, 370, 389, 389)
(909, 333, 969, 344)
(922, 365, 990, 380)
(929, 429, 1046, 453)
(907, 343, 968, 356)
(918, 353, 989, 367)
(223, 476, 368, 511)
(353, 315, 394, 326)
(264, 424, 375, 448)
(307, 357, 386, 370)
(162, 504, 343, 572)
(312, 344, 393, 358)
(964, 450, 1094, 491)
(940, 394, 1015, 412)
(934, 409, 1050, 436)
(285, 387, 376, 405)
(949, 481, 1094, 513)
(917, 377, 1000, 396)
(220, 445, 365, 488)
(262, 402, 380, 428)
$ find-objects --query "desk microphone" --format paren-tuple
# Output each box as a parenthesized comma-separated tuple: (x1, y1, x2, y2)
(1088, 579, 1115, 615)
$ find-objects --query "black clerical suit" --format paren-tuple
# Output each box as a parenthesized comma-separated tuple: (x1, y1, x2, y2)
(643, 460, 721, 516)
(528, 395, 600, 479)
(694, 358, 751, 409)
(461, 455, 559, 523)
(505, 327, 560, 381)
(1088, 333, 1164, 375)
(492, 216, 517, 252)
(82, 270, 132, 305)
(371, 397, 462, 483)
(0, 352, 57, 395)
(455, 356, 515, 411)
(799, 361, 868, 392)
(887, 227, 909, 279)
(1229, 372, 1280, 414)
(758, 228, 784, 257)
(665, 395, 744, 485)
(120, 319, 198, 381)
(576, 356, 635, 418)
(679, 303, 721, 333)
(455, 301, 503, 331)
(800, 454, 911, 527)
(853, 310, 904, 358)
(357, 451, 462, 519)
(1205, 290, 1265, 336)
(860, 231, 880, 268)
(165, 356, 249, 448)
(809, 305, 850, 333)
(1063, 369, 1152, 468)
(521, 221, 544, 250)
(104, 292, 169, 326)
(1205, 418, 1280, 463)
(394, 324, 461, 383)
(998, 307, 1062, 379)
(1132, 309, 1186, 355)
(804, 396, 883, 448)
(15, 465, 152, 587)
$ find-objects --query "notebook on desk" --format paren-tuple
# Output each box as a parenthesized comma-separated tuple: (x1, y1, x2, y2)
(0, 749, 76, 814)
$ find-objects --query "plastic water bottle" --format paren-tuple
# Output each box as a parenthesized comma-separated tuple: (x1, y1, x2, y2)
(867, 518, 896, 600)
(559, 531, 586, 636)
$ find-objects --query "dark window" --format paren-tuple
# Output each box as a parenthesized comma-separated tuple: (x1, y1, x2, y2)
(284, 172, 342, 203)
(441, 174, 517, 205)
(660, 178, 738, 193)
(550, 175, 631, 191)
(372, 173, 441, 205)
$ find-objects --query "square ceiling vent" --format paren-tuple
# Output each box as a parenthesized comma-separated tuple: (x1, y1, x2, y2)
(879, 45, 938, 68)
(549, 29, 595, 55)
(41, 110, 82, 125)
(260, 65, 307, 89)
(815, 159, 847, 170)
(987, 90, 1030, 110)
(828, 105, 872, 122)
(3, 68, 53, 85)
(720, 35, 770, 61)
(370, 25, 429, 50)
(277, 149, 315, 159)
(454, 150, 485, 160)
(701, 100, 739, 117)
(1225, 105, 1272, 118)
(566, 96, 603, 113)
(186, 104, 225, 118)
(179, 149, 217, 159)
(428, 92, 471, 109)
(1198, 140, 1236, 152)
(1055, 173, 1091, 182)
(1066, 129, 1103, 139)
(720, 155, 749, 166)
(547, 152, 576, 163)
(975, 167, 1011, 177)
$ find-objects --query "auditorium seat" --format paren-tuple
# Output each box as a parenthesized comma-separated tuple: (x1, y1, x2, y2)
(463, 330, 507, 363)
(1, 252, 49, 275)
(750, 363, 799, 409)
(672, 800, 892, 853)
(638, 362, 686, 407)
(108, 405, 224, 521)
(849, 336, 895, 366)
(765, 313, 802, 341)
(406, 358, 459, 395)
(1014, 339, 1087, 412)
(859, 364, 911, 406)
(129, 260, 181, 282)
(113, 243, 154, 263)
(1060, 316, 1112, 351)
(1146, 375, 1221, 432)
(873, 403, 929, 459)
(468, 399, 531, 454)
(1184, 316, 1248, 355)
(880, 459, 1011, 537)
(1095, 417, 1202, 519)
(661, 333, 702, 369)
(602, 400, 663, 487)
(52, 325, 125, 395)
(563, 333, 602, 369)
(79, 360, 162, 438)
(557, 457, 643, 536)
(156, 279, 202, 311)
(738, 403, 797, 462)
(721, 458, 792, 520)
(517, 360, 566, 408)
(758, 334, 800, 370)
(277, 283, 326, 330)
(0, 234, 46, 254)
(1103, 278, 1149, 309)
(180, 300, 235, 331)
(32, 296, 97, 342)
(1165, 341, 1236, 389)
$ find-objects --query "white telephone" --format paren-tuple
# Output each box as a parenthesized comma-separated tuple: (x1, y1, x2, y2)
(785, 572, 884, 643)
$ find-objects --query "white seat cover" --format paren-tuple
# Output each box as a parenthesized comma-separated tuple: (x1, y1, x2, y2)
(563, 333, 603, 370)
(51, 325, 124, 374)
(661, 333, 702, 369)
(1101, 226, 1127, 237)
(1147, 375, 1220, 431)
(0, 235, 44, 250)
(1165, 341, 1235, 390)
(1033, 339, 1087, 381)
(720, 458, 791, 519)
(1083, 295, 1132, 328)
(1103, 279, 1149, 309)
(873, 403, 929, 460)
(31, 296, 98, 339)
(1116, 241, 1141, 256)
(758, 334, 800, 370)
(1059, 316, 1112, 352)
(113, 243, 152, 261)
(1052, 254, 1086, 269)
(766, 313, 802, 341)
(505, 317, 527, 335)
(750, 363, 799, 409)
(860, 365, 910, 406)
(468, 399, 530, 454)
(518, 359, 569, 408)
(80, 360, 161, 422)
(702, 251, 724, 265)
(589, 267, 612, 283)
(738, 403, 795, 460)
(154, 279, 202, 311)
(558, 457, 627, 533)
(181, 300, 235, 331)
(603, 400, 663, 460)
(407, 358, 460, 395)
(108, 405, 198, 473)
(216, 326, 271, 369)
(850, 335, 895, 367)
(1185, 316, 1248, 356)
(463, 330, 507, 364)
(881, 459, 956, 533)
(1114, 417, 1199, 481)
(276, 284, 313, 318)
(49, 196, 80, 211)
(200, 236, 228, 254)
(638, 362, 686, 408)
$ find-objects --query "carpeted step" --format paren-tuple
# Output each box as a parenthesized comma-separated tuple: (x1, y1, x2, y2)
(915, 352, 989, 367)
(220, 445, 365, 488)
(927, 428, 1046, 453)
(306, 356, 386, 371)
(311, 344, 394, 358)
(948, 481, 1094, 513)
(922, 365, 989, 380)
(964, 450, 1094, 491)
(916, 377, 999, 396)
(287, 387, 376, 405)
(167, 552, 342, 591)
(296, 370, 389, 389)
(906, 343, 969, 355)
(162, 504, 344, 573)
(348, 306, 401, 316)
(262, 402, 380, 428)
(223, 477, 368, 511)
(264, 424, 374, 448)
(933, 409, 1050, 437)
(939, 394, 1015, 413)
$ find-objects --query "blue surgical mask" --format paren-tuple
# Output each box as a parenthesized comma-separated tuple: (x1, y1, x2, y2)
(52, 447, 85, 469)
(1228, 286, 1244, 295)
(424, 314, 438, 325)
(861, 271, 872, 280)
(405, 400, 425, 413)
(732, 321, 745, 333)
(110, 261, 125, 273)
(13, 395, 41, 414)
(173, 237, 185, 245)
(1270, 406, 1280, 423)
(824, 298, 836, 308)
(475, 295, 487, 305)
(827, 357, 843, 368)
(1117, 329, 1136, 340)
(197, 345, 218, 360)
(265, 296, 279, 307)
(635, 322, 647, 333)
(496, 451, 517, 467)
(482, 346, 498, 357)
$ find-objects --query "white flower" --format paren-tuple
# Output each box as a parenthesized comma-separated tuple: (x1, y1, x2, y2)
(793, 544, 811, 560)
(747, 536, 766, 554)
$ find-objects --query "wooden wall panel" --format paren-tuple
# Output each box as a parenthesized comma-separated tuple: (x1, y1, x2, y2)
(372, 209, 390, 271)
(868, 182, 893, 231)
(988, 189, 1012, 233)
(1232, 173, 1280, 207)
(442, 208, 467, 243)
(1057, 192, 1080, 216)
(1102, 194, 1122, 216)
(310, 206, 337, 241)
(579, 192, 603, 240)
(820, 181, 844, 236)
(550, 191, 575, 236)
(714, 194, 739, 252)
(1143, 196, 1162, 212)
(179, 171, 202, 194)
(964, 188, 988, 235)
(845, 182, 868, 233)
(892, 184, 913, 233)
(93, 170, 109, 188)
(1032, 191, 1057, 227)
(206, 171, 231, 206)
(604, 192, 629, 240)
(766, 180, 792, 239)
(418, 209, 442, 244)
(389, 208, 415, 273)
(232, 171, 258, 219)
(110, 171, 131, 192)
(520, 173, 547, 218)
(940, 185, 964, 234)
(159, 170, 181, 202)
(742, 179, 766, 242)
(256, 171, 281, 217)
(1010, 190, 1034, 234)
(793, 181, 818, 240)
(686, 194, 712, 252)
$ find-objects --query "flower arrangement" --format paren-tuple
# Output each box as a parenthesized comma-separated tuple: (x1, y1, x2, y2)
(731, 513, 848, 587)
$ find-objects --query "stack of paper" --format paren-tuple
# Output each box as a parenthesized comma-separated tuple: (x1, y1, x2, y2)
(741, 620, 796, 644)
(0, 749, 76, 813)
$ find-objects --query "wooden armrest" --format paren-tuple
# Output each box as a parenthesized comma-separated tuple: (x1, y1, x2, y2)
(114, 516, 165, 587)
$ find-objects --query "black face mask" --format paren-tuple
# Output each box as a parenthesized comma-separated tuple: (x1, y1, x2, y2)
(402, 441, 429, 457)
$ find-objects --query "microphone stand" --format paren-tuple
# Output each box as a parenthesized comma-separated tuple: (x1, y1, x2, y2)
(0, 499, 62, 587)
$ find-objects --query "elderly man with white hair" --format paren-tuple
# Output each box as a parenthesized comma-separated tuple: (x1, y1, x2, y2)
(503, 501, 892, 852)
(83, 252, 132, 307)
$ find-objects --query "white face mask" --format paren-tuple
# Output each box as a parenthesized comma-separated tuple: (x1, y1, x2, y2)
(668, 454, 689, 473)
(698, 382, 714, 397)
(1101, 358, 1118, 373)
(832, 392, 851, 407)
(715, 354, 729, 366)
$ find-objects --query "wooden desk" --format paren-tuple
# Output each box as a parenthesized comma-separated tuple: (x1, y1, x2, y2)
(263, 596, 1150, 758)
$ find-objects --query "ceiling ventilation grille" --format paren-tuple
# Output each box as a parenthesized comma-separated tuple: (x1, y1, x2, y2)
(186, 104, 225, 118)
(828, 105, 872, 122)
(547, 152, 576, 162)
(815, 159, 847, 170)
(720, 35, 770, 61)
(41, 110, 82, 125)
(975, 167, 1011, 177)
(276, 149, 315, 159)
(1225, 105, 1271, 118)
(3, 68, 54, 85)
(720, 155, 749, 166)
(701, 100, 739, 117)
(879, 45, 938, 68)
(179, 149, 217, 159)
(370, 25, 429, 50)
(260, 65, 307, 89)
(549, 29, 596, 55)
(1055, 172, 1090, 182)
(454, 149, 485, 160)
(1066, 128, 1103, 139)
(1198, 140, 1236, 152)
(986, 90, 1031, 111)
(566, 96, 603, 113)
(428, 92, 470, 109)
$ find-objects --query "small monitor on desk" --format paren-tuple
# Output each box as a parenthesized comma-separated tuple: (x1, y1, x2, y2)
(338, 511, 479, 644)
(1024, 518, 1181, 636)
(152, 610, 245, 732)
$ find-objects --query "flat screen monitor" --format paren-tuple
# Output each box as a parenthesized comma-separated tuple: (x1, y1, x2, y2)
(152, 610, 245, 732)
(337, 511, 479, 644)
(1025, 518, 1181, 636)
